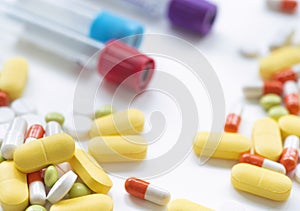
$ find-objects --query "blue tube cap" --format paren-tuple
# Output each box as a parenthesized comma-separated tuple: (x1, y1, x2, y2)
(89, 11, 144, 48)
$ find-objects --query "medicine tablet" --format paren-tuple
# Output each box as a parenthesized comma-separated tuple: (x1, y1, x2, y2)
(25, 205, 47, 211)
(68, 182, 91, 198)
(44, 165, 59, 188)
(45, 121, 62, 136)
(63, 115, 92, 139)
(45, 112, 65, 125)
(168, 199, 214, 211)
(11, 98, 36, 115)
(0, 107, 15, 124)
(278, 115, 300, 138)
(239, 43, 263, 58)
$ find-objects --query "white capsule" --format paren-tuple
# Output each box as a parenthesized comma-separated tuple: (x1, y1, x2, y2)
(0, 107, 15, 124)
(242, 82, 264, 99)
(11, 98, 36, 115)
(144, 184, 171, 206)
(262, 159, 286, 174)
(269, 28, 295, 51)
(1, 117, 27, 159)
(55, 162, 72, 178)
(63, 115, 92, 139)
(29, 181, 46, 205)
(45, 121, 62, 136)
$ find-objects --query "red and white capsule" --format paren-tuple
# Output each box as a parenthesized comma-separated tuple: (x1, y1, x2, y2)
(273, 64, 300, 83)
(240, 153, 286, 174)
(0, 91, 9, 107)
(243, 81, 283, 99)
(27, 170, 46, 205)
(125, 177, 171, 206)
(267, 0, 298, 13)
(224, 104, 243, 133)
(283, 80, 300, 114)
(25, 124, 45, 143)
(280, 135, 299, 172)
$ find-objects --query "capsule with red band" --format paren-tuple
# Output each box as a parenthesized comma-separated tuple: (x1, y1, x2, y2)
(25, 124, 45, 143)
(224, 104, 243, 133)
(283, 81, 300, 115)
(280, 135, 299, 172)
(240, 153, 286, 174)
(267, 0, 298, 13)
(273, 64, 300, 83)
(0, 91, 9, 107)
(243, 81, 283, 99)
(125, 177, 170, 205)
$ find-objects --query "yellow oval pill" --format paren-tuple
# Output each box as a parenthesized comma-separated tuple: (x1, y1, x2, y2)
(0, 57, 28, 100)
(259, 46, 300, 80)
(278, 115, 300, 138)
(252, 118, 282, 161)
(89, 109, 144, 137)
(88, 135, 147, 162)
(231, 163, 292, 201)
(14, 133, 75, 173)
(69, 149, 113, 194)
(49, 194, 113, 211)
(0, 161, 28, 211)
(168, 199, 214, 211)
(193, 132, 252, 160)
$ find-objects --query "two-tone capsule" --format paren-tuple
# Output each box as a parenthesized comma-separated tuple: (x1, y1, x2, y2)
(273, 64, 300, 83)
(280, 135, 299, 172)
(243, 81, 283, 99)
(224, 104, 243, 133)
(283, 80, 300, 115)
(25, 124, 45, 143)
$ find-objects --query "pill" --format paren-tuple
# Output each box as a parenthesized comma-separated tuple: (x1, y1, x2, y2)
(283, 80, 300, 114)
(47, 170, 77, 204)
(267, 0, 298, 13)
(28, 170, 46, 205)
(240, 153, 286, 174)
(0, 123, 9, 145)
(56, 162, 72, 178)
(44, 165, 59, 188)
(243, 81, 282, 99)
(252, 118, 282, 161)
(1, 117, 27, 160)
(14, 133, 75, 173)
(11, 98, 36, 115)
(21, 114, 45, 129)
(224, 104, 243, 133)
(0, 57, 28, 100)
(68, 182, 91, 198)
(280, 135, 299, 172)
(25, 124, 45, 143)
(193, 132, 252, 160)
(89, 109, 144, 137)
(0, 161, 28, 211)
(0, 91, 9, 106)
(125, 177, 170, 205)
(260, 94, 282, 110)
(0, 107, 15, 124)
(45, 121, 62, 136)
(167, 199, 214, 211)
(239, 43, 264, 58)
(63, 115, 92, 139)
(45, 112, 65, 125)
(273, 64, 300, 83)
(88, 135, 147, 162)
(260, 46, 300, 80)
(25, 205, 47, 211)
(69, 148, 112, 194)
(278, 115, 300, 137)
(95, 105, 115, 118)
(268, 105, 289, 120)
(231, 163, 292, 201)
(294, 164, 300, 183)
(49, 194, 113, 211)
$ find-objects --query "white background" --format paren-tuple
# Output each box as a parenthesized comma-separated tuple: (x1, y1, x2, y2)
(1, 0, 300, 210)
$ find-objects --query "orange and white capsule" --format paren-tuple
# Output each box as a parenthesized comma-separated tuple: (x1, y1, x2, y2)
(240, 153, 286, 174)
(273, 64, 300, 83)
(280, 135, 299, 172)
(243, 81, 283, 99)
(283, 80, 300, 115)
(267, 0, 298, 13)
(125, 177, 170, 206)
(224, 104, 243, 133)
(25, 124, 45, 143)
(27, 170, 46, 205)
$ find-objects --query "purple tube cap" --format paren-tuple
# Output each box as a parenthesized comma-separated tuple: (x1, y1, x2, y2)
(167, 0, 217, 36)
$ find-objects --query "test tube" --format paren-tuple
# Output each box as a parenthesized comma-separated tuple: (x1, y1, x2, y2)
(0, 4, 155, 92)
(4, 0, 144, 48)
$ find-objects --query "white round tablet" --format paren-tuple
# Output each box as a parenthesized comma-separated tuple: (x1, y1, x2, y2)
(46, 170, 77, 204)
(11, 98, 36, 115)
(63, 115, 92, 139)
(0, 107, 15, 124)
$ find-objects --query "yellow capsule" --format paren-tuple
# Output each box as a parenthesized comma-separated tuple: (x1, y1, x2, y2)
(49, 194, 113, 211)
(69, 149, 113, 194)
(168, 199, 214, 211)
(259, 46, 300, 80)
(193, 132, 252, 160)
(88, 135, 147, 162)
(89, 109, 144, 137)
(14, 133, 75, 173)
(0, 161, 28, 211)
(231, 163, 292, 201)
(252, 118, 282, 161)
(278, 115, 300, 138)
(0, 57, 28, 100)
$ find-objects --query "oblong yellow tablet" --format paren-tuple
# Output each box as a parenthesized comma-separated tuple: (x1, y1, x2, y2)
(0, 161, 28, 211)
(89, 109, 144, 137)
(49, 194, 113, 211)
(278, 115, 300, 138)
(193, 132, 252, 160)
(0, 57, 28, 100)
(259, 46, 300, 80)
(231, 163, 292, 201)
(168, 199, 214, 211)
(88, 135, 147, 162)
(69, 148, 113, 194)
(14, 133, 75, 173)
(252, 118, 282, 161)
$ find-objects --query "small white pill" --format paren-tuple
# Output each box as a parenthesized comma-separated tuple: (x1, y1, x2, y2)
(0, 107, 15, 124)
(63, 115, 92, 139)
(11, 98, 36, 115)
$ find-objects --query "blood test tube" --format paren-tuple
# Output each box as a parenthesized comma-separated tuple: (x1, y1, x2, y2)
(240, 153, 286, 174)
(125, 177, 171, 206)
(283, 80, 300, 114)
(280, 135, 299, 172)
(25, 124, 45, 143)
(243, 81, 283, 99)
(273, 64, 300, 83)
(267, 0, 298, 13)
(27, 170, 46, 205)
(45, 121, 62, 136)
(0, 91, 9, 107)
(224, 104, 243, 133)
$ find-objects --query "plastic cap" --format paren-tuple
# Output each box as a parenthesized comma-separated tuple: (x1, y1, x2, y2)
(97, 40, 155, 92)
(167, 0, 217, 36)
(89, 11, 144, 48)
